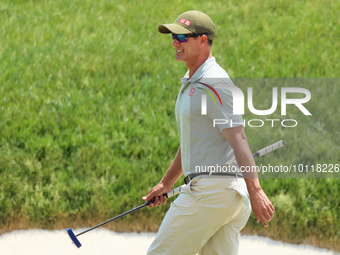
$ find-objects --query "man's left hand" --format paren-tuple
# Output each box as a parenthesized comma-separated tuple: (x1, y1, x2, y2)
(249, 188, 275, 227)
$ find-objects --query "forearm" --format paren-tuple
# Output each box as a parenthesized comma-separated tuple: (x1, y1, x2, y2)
(160, 146, 183, 191)
(222, 127, 261, 192)
(231, 137, 262, 192)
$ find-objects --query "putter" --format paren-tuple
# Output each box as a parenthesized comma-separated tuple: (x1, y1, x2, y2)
(65, 186, 184, 248)
(66, 140, 285, 248)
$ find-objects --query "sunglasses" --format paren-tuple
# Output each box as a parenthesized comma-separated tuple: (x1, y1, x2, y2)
(172, 33, 212, 43)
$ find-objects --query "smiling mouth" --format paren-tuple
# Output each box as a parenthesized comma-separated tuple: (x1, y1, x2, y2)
(176, 50, 183, 53)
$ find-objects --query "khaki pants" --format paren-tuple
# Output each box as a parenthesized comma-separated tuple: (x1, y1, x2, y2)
(147, 177, 251, 255)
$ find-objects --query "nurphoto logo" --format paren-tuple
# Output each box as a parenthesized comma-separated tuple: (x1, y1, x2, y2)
(200, 85, 312, 128)
(197, 82, 222, 115)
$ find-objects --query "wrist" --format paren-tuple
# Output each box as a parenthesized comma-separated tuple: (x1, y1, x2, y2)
(159, 179, 173, 192)
(244, 178, 262, 194)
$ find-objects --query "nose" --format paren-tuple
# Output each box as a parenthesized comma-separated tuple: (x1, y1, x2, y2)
(172, 38, 181, 47)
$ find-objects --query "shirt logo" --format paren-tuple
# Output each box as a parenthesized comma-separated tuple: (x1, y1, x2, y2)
(188, 87, 196, 97)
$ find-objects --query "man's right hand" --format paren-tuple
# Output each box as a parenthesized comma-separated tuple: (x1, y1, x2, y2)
(142, 182, 171, 208)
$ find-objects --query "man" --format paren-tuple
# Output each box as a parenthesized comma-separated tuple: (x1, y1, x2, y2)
(142, 10, 275, 255)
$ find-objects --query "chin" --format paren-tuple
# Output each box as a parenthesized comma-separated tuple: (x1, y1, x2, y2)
(175, 56, 185, 62)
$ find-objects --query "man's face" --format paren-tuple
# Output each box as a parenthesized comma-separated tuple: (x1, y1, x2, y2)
(172, 34, 200, 63)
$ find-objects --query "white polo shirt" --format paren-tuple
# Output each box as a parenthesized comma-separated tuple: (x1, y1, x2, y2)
(175, 57, 244, 177)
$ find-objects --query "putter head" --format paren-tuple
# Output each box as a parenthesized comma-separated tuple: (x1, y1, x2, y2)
(65, 228, 82, 248)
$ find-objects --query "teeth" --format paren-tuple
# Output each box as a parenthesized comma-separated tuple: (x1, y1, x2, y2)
(176, 50, 183, 53)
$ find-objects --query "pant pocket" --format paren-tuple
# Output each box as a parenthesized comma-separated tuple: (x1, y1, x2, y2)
(233, 188, 251, 207)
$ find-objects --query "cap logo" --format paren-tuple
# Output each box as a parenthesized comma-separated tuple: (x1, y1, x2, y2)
(179, 19, 191, 26)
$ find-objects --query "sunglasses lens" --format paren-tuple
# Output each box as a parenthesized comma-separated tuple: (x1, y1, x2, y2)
(172, 34, 187, 42)
(177, 35, 186, 42)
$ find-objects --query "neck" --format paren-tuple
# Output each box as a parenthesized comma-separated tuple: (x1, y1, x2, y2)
(187, 51, 213, 80)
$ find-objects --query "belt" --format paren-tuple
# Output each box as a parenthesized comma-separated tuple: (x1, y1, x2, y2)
(184, 172, 243, 185)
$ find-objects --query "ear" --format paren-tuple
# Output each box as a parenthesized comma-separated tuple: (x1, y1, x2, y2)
(199, 35, 208, 47)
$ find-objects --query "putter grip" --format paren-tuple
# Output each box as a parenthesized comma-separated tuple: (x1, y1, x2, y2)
(147, 185, 186, 204)
(253, 140, 285, 157)
(166, 184, 185, 198)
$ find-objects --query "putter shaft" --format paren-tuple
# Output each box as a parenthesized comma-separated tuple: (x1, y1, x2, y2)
(76, 200, 154, 237)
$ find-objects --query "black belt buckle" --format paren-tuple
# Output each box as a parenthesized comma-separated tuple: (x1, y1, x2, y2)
(184, 175, 190, 185)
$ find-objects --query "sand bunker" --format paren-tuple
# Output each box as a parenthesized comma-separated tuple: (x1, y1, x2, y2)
(0, 229, 338, 255)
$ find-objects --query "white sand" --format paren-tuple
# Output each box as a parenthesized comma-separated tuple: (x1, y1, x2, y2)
(0, 229, 339, 255)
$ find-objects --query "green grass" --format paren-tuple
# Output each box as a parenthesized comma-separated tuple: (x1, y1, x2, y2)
(0, 0, 339, 251)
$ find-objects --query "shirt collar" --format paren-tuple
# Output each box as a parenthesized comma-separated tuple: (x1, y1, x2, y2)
(182, 57, 216, 83)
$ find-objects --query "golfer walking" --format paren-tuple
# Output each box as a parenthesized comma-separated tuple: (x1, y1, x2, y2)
(143, 10, 275, 255)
